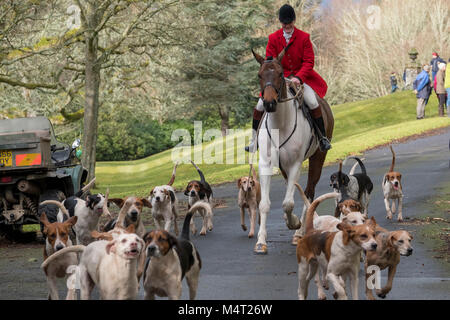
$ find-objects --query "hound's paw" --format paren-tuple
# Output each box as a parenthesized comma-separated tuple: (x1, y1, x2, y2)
(318, 293, 327, 300)
(199, 230, 207, 236)
(241, 224, 247, 231)
(397, 217, 403, 222)
(248, 232, 254, 238)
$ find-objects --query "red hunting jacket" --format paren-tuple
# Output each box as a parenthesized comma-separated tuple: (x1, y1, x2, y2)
(266, 27, 328, 98)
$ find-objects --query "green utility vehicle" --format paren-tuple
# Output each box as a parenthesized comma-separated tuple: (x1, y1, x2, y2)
(0, 117, 87, 232)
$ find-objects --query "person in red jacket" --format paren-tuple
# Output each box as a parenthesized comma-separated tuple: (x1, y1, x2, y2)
(246, 4, 331, 152)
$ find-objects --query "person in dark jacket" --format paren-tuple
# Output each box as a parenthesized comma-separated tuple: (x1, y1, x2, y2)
(390, 72, 398, 93)
(430, 52, 445, 82)
(413, 65, 432, 119)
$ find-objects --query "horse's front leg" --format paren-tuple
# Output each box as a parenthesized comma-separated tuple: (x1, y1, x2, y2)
(255, 174, 271, 254)
(283, 165, 302, 230)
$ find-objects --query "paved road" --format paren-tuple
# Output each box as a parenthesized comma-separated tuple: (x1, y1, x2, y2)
(0, 130, 449, 300)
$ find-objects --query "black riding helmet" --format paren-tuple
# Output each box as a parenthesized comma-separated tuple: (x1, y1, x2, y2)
(279, 4, 296, 24)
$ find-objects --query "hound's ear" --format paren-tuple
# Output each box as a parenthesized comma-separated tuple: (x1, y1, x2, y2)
(383, 174, 389, 185)
(106, 240, 116, 254)
(184, 184, 190, 196)
(388, 233, 397, 246)
(167, 233, 178, 248)
(368, 216, 377, 227)
(108, 198, 125, 208)
(125, 224, 136, 234)
(91, 230, 113, 241)
(65, 215, 78, 227)
(252, 49, 265, 65)
(141, 198, 152, 208)
(40, 213, 50, 226)
(237, 178, 242, 188)
(40, 213, 50, 234)
(169, 191, 176, 203)
(337, 223, 352, 245)
(143, 231, 152, 242)
(343, 175, 350, 186)
(149, 188, 154, 197)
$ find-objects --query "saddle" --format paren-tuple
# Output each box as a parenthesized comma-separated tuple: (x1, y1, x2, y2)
(287, 83, 316, 140)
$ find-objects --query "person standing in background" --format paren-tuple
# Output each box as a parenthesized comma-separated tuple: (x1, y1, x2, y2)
(390, 72, 398, 93)
(445, 58, 450, 117)
(435, 62, 447, 117)
(413, 65, 432, 120)
(430, 52, 445, 82)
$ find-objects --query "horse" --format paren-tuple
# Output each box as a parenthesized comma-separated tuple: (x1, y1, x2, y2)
(251, 48, 334, 254)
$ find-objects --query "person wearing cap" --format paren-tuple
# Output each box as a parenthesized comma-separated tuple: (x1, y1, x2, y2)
(430, 52, 445, 82)
(413, 64, 432, 119)
(245, 4, 331, 152)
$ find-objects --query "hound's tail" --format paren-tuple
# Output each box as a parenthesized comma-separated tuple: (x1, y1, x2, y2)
(344, 157, 367, 175)
(41, 245, 86, 270)
(40, 200, 70, 218)
(250, 164, 257, 181)
(389, 145, 396, 172)
(181, 201, 212, 241)
(305, 192, 339, 234)
(75, 177, 96, 198)
(167, 162, 179, 186)
(190, 160, 206, 183)
(294, 183, 311, 207)
(294, 183, 320, 219)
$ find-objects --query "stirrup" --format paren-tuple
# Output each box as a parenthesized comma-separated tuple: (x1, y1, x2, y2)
(319, 137, 332, 152)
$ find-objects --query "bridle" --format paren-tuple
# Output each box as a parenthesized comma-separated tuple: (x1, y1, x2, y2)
(260, 60, 303, 104)
(260, 60, 286, 104)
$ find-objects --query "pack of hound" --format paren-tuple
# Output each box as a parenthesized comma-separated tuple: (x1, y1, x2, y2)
(39, 144, 412, 300)
(39, 161, 212, 300)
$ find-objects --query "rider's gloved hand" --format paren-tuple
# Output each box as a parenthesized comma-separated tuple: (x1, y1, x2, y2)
(291, 76, 302, 86)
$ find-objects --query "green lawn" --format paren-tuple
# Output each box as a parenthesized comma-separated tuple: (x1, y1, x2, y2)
(94, 91, 450, 197)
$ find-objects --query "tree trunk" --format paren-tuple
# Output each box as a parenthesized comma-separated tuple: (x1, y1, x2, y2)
(81, 7, 101, 183)
(218, 105, 229, 137)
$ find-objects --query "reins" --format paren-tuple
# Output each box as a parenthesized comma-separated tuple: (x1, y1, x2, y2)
(248, 79, 304, 183)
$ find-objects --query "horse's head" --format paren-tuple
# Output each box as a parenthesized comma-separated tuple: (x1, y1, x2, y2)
(252, 45, 290, 113)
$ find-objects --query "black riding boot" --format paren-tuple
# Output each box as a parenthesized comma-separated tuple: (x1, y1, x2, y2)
(245, 118, 261, 152)
(313, 116, 332, 152)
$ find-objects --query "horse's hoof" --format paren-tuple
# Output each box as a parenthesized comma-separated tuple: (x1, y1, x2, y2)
(286, 221, 302, 230)
(254, 243, 268, 255)
(377, 292, 387, 299)
(292, 235, 301, 246)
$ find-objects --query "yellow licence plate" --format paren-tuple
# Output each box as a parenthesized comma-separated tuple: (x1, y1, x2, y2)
(0, 150, 12, 167)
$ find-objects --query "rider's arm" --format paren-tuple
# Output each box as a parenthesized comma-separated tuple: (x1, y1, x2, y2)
(265, 33, 278, 59)
(295, 34, 314, 83)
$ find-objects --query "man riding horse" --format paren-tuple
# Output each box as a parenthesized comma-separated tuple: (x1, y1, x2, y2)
(245, 4, 331, 153)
